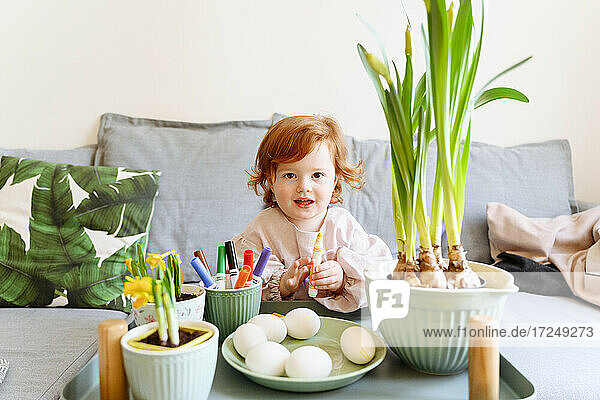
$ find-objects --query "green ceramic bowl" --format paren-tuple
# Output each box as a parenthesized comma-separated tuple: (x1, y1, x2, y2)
(204, 278, 262, 339)
(221, 316, 386, 392)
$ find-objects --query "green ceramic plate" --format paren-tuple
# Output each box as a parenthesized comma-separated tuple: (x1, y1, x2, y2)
(221, 316, 387, 392)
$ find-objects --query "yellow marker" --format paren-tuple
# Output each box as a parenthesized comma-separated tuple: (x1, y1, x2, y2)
(308, 232, 323, 298)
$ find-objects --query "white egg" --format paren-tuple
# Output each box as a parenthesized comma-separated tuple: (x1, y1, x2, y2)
(285, 346, 332, 378)
(245, 341, 290, 376)
(233, 323, 267, 358)
(339, 326, 376, 364)
(248, 314, 287, 343)
(284, 308, 320, 339)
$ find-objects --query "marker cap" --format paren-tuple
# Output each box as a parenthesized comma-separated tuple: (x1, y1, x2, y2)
(190, 257, 216, 288)
(234, 265, 252, 289)
(253, 247, 272, 278)
(217, 246, 226, 274)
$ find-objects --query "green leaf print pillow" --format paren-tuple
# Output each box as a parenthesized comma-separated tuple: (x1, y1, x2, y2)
(0, 156, 160, 308)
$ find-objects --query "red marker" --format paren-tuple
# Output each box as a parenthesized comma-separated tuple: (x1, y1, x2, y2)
(243, 250, 254, 287)
(194, 249, 212, 275)
(243, 250, 254, 274)
(234, 265, 252, 289)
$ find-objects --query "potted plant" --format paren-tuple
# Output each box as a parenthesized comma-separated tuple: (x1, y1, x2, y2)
(121, 253, 219, 400)
(124, 244, 206, 326)
(358, 0, 526, 374)
(121, 319, 219, 400)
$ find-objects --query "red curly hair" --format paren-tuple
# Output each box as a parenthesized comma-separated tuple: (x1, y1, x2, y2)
(248, 115, 364, 206)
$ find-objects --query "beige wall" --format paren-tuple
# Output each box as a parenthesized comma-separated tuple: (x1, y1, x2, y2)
(0, 0, 598, 202)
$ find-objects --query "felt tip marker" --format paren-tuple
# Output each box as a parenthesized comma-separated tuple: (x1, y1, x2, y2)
(243, 250, 254, 287)
(253, 247, 272, 278)
(190, 257, 218, 289)
(194, 249, 212, 275)
(234, 265, 252, 289)
(224, 241, 239, 285)
(216, 246, 227, 290)
(308, 232, 323, 297)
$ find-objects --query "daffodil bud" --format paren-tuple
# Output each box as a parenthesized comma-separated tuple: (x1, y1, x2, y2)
(366, 52, 393, 86)
(405, 26, 412, 57)
(424, 0, 431, 12)
(448, 2, 454, 31)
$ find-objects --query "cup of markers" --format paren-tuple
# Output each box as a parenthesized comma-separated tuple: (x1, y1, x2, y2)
(190, 243, 271, 339)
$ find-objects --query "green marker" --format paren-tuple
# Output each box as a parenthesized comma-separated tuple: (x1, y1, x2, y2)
(216, 246, 227, 290)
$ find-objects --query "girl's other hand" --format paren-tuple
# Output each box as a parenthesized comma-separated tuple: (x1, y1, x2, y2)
(311, 260, 344, 294)
(280, 257, 312, 298)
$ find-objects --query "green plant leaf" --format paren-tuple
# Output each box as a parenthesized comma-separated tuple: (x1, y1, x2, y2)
(473, 87, 530, 109)
(475, 56, 533, 98)
(75, 174, 159, 237)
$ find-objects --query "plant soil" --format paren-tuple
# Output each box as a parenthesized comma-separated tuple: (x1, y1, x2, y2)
(141, 327, 209, 348)
(176, 293, 197, 302)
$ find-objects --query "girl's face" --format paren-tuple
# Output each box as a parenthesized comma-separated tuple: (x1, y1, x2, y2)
(269, 144, 338, 232)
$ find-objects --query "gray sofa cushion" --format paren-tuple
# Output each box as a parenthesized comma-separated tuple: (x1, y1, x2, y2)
(0, 308, 126, 400)
(0, 145, 97, 166)
(96, 113, 273, 281)
(343, 138, 574, 263)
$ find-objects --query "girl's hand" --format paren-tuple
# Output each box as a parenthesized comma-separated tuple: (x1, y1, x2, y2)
(311, 260, 345, 294)
(279, 257, 312, 298)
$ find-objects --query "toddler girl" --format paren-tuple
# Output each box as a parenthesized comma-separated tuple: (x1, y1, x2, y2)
(232, 115, 391, 312)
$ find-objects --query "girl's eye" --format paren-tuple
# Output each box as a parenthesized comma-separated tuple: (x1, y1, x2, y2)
(312, 172, 324, 179)
(283, 173, 296, 179)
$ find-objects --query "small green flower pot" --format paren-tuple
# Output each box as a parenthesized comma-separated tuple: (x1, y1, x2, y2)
(204, 277, 262, 339)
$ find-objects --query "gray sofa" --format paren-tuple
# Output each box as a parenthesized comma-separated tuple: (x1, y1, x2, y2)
(1, 113, 599, 399)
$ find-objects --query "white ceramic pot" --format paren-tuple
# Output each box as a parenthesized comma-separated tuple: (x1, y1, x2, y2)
(133, 283, 206, 326)
(365, 260, 518, 375)
(121, 320, 219, 400)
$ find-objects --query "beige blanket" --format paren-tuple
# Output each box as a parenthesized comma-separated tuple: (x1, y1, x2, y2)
(487, 202, 600, 306)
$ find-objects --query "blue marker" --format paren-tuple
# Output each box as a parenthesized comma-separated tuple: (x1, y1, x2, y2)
(253, 247, 272, 278)
(190, 257, 218, 289)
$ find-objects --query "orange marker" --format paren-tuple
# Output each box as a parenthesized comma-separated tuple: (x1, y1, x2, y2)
(234, 265, 252, 289)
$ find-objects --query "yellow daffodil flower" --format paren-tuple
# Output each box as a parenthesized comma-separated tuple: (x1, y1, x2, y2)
(126, 258, 133, 274)
(146, 254, 166, 270)
(123, 276, 154, 308)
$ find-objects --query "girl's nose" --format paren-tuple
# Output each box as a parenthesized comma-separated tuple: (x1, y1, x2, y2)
(296, 178, 311, 193)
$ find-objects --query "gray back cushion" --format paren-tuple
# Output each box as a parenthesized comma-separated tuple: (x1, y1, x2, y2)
(0, 144, 96, 166)
(343, 138, 574, 264)
(96, 113, 273, 281)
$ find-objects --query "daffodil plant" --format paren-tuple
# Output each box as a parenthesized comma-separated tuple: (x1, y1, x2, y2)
(124, 244, 183, 346)
(358, 0, 530, 287)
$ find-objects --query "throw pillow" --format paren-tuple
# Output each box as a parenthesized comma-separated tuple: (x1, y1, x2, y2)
(0, 156, 160, 308)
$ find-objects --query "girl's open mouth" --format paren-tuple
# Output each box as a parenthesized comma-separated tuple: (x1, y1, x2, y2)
(294, 199, 314, 208)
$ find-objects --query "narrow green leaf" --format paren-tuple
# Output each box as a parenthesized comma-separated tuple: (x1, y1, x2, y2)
(474, 87, 529, 109)
(475, 56, 533, 98)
